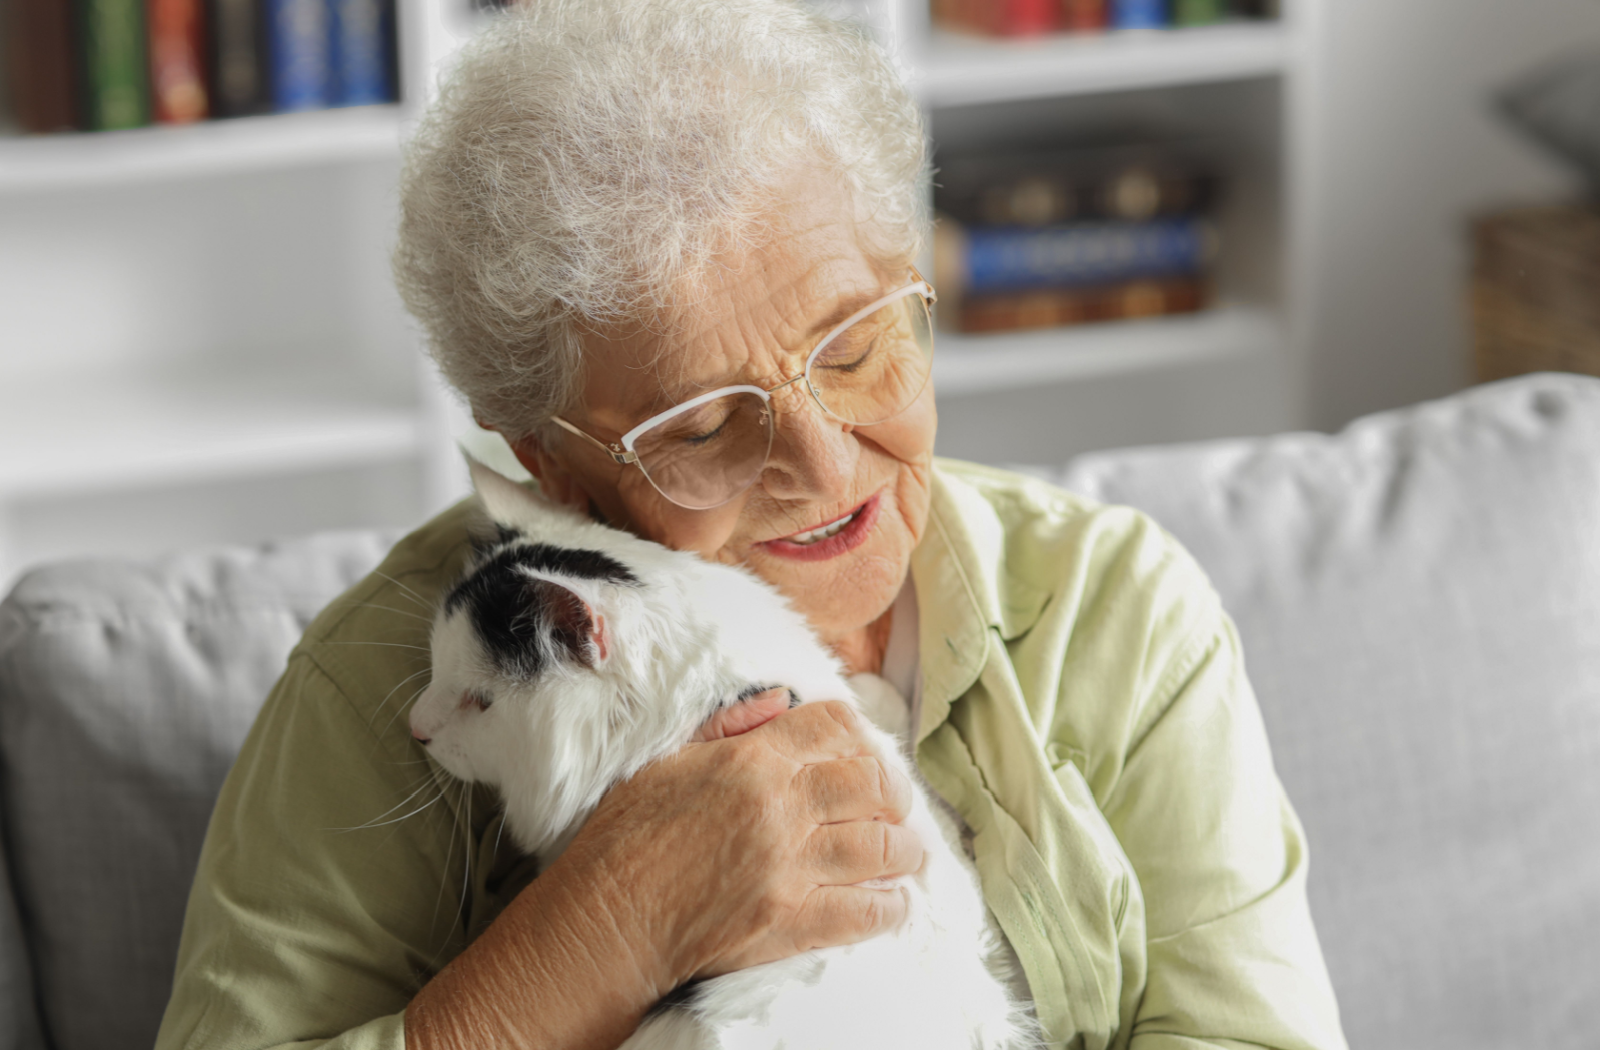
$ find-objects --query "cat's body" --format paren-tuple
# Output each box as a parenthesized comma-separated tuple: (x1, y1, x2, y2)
(409, 463, 1033, 1050)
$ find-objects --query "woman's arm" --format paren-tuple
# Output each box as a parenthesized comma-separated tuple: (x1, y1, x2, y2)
(406, 697, 921, 1050)
(156, 652, 918, 1050)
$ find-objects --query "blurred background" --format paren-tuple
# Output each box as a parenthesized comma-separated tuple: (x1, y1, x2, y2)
(1, 0, 1598, 588)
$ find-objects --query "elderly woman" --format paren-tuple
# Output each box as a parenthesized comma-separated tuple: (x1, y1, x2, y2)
(155, 2, 1346, 1049)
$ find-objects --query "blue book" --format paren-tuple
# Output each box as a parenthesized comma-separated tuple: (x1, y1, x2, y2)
(267, 0, 332, 111)
(960, 218, 1214, 294)
(1112, 0, 1169, 28)
(331, 0, 395, 106)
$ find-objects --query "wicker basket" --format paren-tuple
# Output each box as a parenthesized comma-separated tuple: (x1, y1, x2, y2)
(1471, 204, 1600, 382)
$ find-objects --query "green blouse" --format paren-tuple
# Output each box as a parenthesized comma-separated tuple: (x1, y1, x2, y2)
(155, 460, 1348, 1050)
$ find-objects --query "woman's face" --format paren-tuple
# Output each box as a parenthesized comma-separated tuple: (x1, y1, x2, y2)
(512, 175, 937, 649)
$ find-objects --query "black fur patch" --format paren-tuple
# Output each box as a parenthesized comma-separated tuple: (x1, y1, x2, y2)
(444, 543, 634, 678)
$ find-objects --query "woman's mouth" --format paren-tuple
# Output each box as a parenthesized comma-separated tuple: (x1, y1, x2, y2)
(760, 493, 882, 562)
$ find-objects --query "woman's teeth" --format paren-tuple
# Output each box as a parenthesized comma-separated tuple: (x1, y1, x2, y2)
(785, 509, 858, 545)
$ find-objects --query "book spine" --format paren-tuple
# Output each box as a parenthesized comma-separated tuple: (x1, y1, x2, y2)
(957, 218, 1216, 294)
(148, 0, 209, 122)
(266, 0, 330, 111)
(933, 0, 1058, 36)
(330, 0, 392, 105)
(5, 0, 80, 131)
(207, 0, 269, 116)
(1061, 0, 1109, 32)
(80, 0, 152, 129)
(958, 277, 1208, 333)
(996, 0, 1059, 35)
(1172, 0, 1224, 25)
(1110, 0, 1168, 29)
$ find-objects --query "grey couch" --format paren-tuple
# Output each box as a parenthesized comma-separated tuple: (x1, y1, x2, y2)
(2, 373, 1598, 1050)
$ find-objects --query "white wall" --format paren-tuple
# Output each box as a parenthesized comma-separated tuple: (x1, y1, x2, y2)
(1299, 0, 1598, 431)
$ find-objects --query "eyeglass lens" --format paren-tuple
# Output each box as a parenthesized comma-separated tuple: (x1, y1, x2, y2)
(630, 292, 933, 510)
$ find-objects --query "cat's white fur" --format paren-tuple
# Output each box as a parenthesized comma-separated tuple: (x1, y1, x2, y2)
(409, 461, 1033, 1050)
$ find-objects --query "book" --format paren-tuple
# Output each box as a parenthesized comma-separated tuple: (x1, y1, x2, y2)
(932, 0, 1059, 37)
(1111, 0, 1167, 29)
(80, 0, 152, 129)
(1172, 0, 1224, 25)
(266, 0, 331, 111)
(1230, 0, 1279, 16)
(331, 0, 394, 106)
(934, 146, 1221, 227)
(5, 0, 80, 131)
(1061, 0, 1109, 32)
(956, 276, 1208, 333)
(148, 0, 209, 122)
(935, 215, 1217, 297)
(207, 0, 269, 116)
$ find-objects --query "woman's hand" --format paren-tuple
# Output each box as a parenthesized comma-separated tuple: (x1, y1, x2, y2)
(405, 692, 921, 1050)
(584, 692, 921, 980)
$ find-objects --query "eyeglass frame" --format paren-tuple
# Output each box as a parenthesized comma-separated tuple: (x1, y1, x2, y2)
(548, 272, 937, 497)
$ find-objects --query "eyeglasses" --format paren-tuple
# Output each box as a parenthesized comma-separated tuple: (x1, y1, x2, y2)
(551, 274, 936, 510)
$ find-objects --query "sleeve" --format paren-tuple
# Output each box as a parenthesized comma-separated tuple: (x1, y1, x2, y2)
(1098, 608, 1348, 1050)
(153, 651, 472, 1050)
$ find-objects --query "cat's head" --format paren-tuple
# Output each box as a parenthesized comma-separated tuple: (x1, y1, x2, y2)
(408, 459, 731, 855)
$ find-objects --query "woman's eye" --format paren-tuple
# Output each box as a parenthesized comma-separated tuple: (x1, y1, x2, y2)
(815, 331, 879, 373)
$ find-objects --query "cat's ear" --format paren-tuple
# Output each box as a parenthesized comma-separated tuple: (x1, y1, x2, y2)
(467, 455, 545, 526)
(529, 578, 608, 667)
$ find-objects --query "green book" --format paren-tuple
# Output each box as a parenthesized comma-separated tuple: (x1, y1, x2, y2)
(79, 0, 151, 129)
(1173, 0, 1225, 25)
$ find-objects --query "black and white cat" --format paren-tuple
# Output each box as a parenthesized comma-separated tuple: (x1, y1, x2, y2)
(408, 460, 1033, 1050)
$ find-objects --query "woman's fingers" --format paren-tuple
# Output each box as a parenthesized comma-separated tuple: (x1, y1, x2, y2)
(806, 817, 924, 885)
(797, 755, 912, 825)
(756, 699, 875, 763)
(693, 688, 791, 742)
(793, 884, 912, 950)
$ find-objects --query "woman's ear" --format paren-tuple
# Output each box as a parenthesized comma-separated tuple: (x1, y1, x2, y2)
(510, 433, 591, 515)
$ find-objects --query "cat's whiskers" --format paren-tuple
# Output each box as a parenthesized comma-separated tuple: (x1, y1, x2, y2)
(331, 773, 445, 832)
(347, 601, 437, 626)
(368, 667, 434, 731)
(372, 570, 433, 610)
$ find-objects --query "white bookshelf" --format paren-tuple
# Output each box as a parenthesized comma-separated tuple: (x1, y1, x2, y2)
(912, 21, 1293, 107)
(933, 304, 1277, 396)
(0, 0, 1309, 584)
(0, 105, 403, 192)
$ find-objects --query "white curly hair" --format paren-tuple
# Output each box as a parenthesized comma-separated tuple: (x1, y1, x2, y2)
(393, 0, 928, 445)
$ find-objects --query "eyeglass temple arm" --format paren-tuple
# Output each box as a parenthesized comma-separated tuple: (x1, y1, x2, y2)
(550, 416, 639, 465)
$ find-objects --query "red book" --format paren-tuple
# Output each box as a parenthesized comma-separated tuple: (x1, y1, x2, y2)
(5, 0, 79, 132)
(934, 0, 1060, 37)
(148, 0, 210, 122)
(1062, 0, 1109, 32)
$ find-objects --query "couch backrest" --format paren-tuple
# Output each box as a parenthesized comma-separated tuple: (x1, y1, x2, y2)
(0, 532, 396, 1050)
(2, 374, 1597, 1050)
(1052, 372, 1600, 1050)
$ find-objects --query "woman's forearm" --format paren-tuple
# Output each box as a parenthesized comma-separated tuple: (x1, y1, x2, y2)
(405, 849, 665, 1050)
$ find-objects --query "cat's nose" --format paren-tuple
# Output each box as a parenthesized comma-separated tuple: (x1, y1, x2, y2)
(411, 726, 432, 746)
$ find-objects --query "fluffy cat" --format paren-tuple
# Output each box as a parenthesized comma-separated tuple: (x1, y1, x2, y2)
(408, 461, 1033, 1050)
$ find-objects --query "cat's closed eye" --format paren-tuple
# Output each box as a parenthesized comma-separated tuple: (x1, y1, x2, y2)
(459, 690, 493, 713)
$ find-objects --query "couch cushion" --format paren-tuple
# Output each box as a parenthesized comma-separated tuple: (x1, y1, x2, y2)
(1047, 373, 1600, 1050)
(0, 531, 396, 1050)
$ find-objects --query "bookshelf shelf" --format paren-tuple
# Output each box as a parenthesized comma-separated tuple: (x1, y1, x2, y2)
(0, 106, 403, 194)
(912, 22, 1292, 108)
(0, 370, 423, 500)
(931, 304, 1278, 396)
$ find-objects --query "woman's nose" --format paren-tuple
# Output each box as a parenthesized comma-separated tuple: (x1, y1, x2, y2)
(760, 385, 858, 504)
